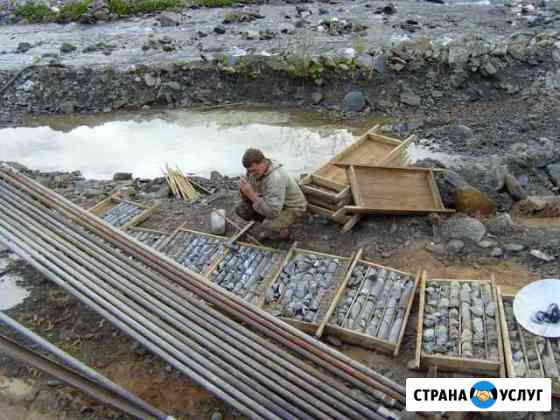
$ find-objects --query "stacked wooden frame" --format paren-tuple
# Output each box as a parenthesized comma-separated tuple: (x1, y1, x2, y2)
(300, 125, 415, 232)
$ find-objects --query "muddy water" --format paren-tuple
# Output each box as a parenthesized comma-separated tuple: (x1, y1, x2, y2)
(0, 107, 453, 178)
(0, 273, 30, 311)
(0, 107, 379, 179)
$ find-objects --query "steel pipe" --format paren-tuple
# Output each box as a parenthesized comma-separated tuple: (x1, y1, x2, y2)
(0, 182, 383, 418)
(0, 313, 170, 420)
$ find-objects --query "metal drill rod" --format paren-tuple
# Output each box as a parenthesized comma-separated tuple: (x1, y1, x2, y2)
(0, 334, 171, 420)
(0, 230, 266, 420)
(0, 170, 405, 408)
(0, 313, 169, 420)
(0, 212, 299, 420)
(0, 187, 380, 419)
(0, 210, 321, 420)
(0, 183, 386, 419)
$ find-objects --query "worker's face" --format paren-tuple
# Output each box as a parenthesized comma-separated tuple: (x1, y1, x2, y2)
(247, 161, 268, 178)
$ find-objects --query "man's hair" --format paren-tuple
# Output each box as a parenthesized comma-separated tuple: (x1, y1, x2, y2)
(242, 148, 266, 168)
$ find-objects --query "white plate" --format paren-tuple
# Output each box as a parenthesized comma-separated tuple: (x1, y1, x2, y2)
(513, 279, 560, 338)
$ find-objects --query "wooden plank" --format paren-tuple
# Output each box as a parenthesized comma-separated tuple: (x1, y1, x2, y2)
(227, 221, 256, 246)
(307, 204, 351, 224)
(497, 287, 514, 378)
(346, 165, 364, 207)
(377, 135, 416, 166)
(315, 248, 363, 338)
(341, 215, 362, 233)
(212, 210, 262, 247)
(301, 184, 343, 204)
(280, 318, 320, 335)
(119, 198, 151, 210)
(324, 325, 395, 354)
(491, 276, 506, 378)
(367, 132, 404, 146)
(305, 192, 351, 211)
(415, 270, 427, 370)
(343, 205, 455, 215)
(427, 170, 445, 210)
(421, 353, 500, 375)
(394, 267, 421, 356)
(155, 220, 189, 252)
(121, 202, 161, 230)
(88, 193, 118, 215)
(310, 175, 348, 194)
(360, 259, 414, 277)
(257, 242, 298, 309)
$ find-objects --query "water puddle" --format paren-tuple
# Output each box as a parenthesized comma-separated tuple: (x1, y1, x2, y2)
(0, 273, 30, 311)
(1, 108, 371, 180)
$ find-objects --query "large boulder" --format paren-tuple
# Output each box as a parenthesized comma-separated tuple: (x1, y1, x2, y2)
(454, 186, 497, 217)
(342, 91, 367, 113)
(512, 196, 560, 218)
(485, 213, 516, 235)
(441, 216, 487, 243)
(157, 11, 181, 27)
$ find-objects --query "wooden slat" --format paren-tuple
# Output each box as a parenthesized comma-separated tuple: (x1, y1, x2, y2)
(420, 353, 500, 375)
(121, 202, 161, 230)
(497, 287, 514, 378)
(125, 226, 168, 235)
(310, 175, 348, 194)
(377, 135, 416, 166)
(346, 165, 364, 207)
(324, 325, 396, 354)
(257, 242, 298, 309)
(343, 205, 455, 215)
(426, 170, 445, 210)
(491, 276, 506, 378)
(227, 221, 255, 246)
(315, 248, 363, 338)
(394, 267, 421, 356)
(341, 215, 362, 233)
(307, 204, 351, 224)
(414, 270, 427, 369)
(119, 198, 151, 210)
(88, 193, 119, 215)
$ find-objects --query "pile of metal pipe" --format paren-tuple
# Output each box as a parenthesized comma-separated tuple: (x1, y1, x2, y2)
(0, 167, 406, 418)
(0, 313, 171, 420)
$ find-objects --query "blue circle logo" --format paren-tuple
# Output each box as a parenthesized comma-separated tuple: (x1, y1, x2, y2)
(470, 381, 498, 409)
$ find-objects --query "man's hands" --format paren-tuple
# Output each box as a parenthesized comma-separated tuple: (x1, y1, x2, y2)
(239, 177, 258, 203)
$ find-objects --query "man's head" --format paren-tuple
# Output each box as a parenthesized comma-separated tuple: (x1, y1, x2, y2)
(242, 148, 269, 178)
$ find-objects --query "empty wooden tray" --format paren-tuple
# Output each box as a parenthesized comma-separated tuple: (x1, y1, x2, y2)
(335, 164, 454, 215)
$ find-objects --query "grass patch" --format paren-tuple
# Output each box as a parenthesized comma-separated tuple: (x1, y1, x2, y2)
(14, 1, 55, 23)
(196, 0, 237, 7)
(58, 0, 91, 21)
(107, 0, 186, 15)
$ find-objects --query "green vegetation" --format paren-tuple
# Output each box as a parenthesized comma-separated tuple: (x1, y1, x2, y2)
(58, 0, 91, 21)
(14, 1, 54, 23)
(196, 0, 237, 7)
(107, 0, 185, 15)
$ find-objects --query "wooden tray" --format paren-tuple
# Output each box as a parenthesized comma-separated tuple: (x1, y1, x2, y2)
(302, 126, 413, 188)
(336, 164, 454, 215)
(89, 194, 160, 230)
(125, 226, 169, 249)
(317, 253, 420, 356)
(205, 241, 286, 305)
(259, 246, 352, 335)
(415, 276, 505, 376)
(497, 288, 560, 398)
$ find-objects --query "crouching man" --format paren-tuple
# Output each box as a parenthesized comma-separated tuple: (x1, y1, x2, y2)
(235, 148, 307, 240)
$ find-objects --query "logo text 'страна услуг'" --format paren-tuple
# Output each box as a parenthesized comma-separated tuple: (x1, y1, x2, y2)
(406, 378, 551, 412)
